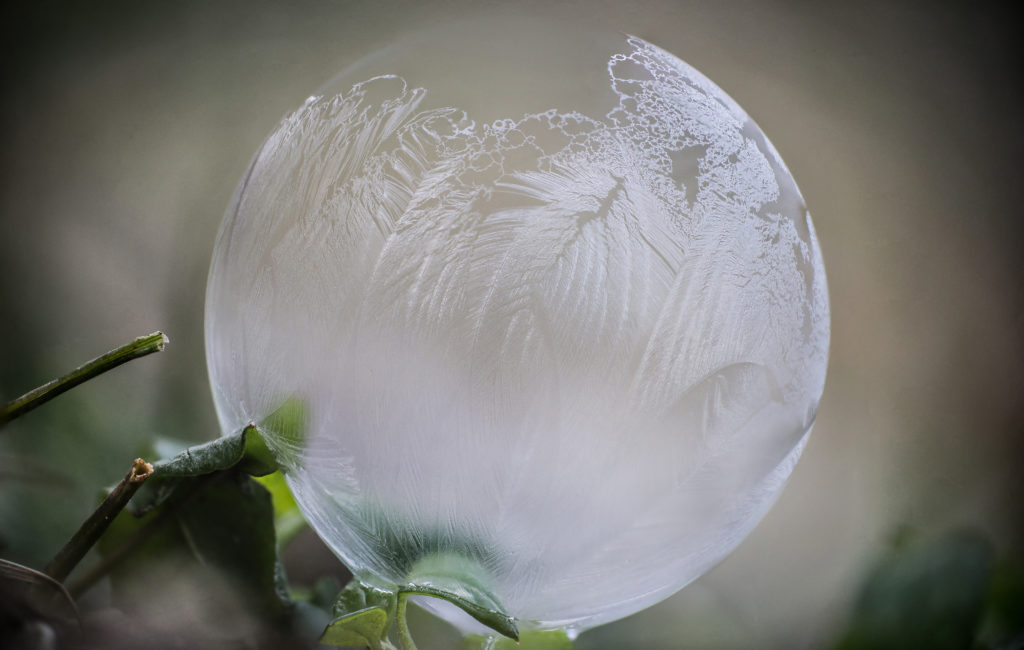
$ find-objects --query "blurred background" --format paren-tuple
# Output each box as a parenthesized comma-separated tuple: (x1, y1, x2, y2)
(1, 1, 1022, 648)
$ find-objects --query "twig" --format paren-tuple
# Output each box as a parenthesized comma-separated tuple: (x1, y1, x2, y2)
(0, 331, 168, 429)
(66, 469, 227, 597)
(45, 458, 154, 583)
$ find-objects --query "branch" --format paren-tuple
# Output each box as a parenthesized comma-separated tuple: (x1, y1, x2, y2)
(45, 458, 154, 583)
(66, 469, 227, 597)
(0, 331, 168, 429)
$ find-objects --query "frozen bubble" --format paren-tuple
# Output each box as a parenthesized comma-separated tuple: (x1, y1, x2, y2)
(205, 16, 829, 633)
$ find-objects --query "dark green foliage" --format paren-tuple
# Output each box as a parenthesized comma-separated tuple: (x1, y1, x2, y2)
(321, 579, 395, 649)
(402, 552, 519, 641)
(152, 423, 277, 478)
(99, 471, 292, 623)
(976, 558, 1024, 649)
(5, 334, 1021, 649)
(257, 397, 308, 470)
(835, 529, 995, 650)
(322, 559, 520, 648)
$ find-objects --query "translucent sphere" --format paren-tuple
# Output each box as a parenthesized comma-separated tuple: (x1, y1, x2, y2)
(205, 16, 829, 634)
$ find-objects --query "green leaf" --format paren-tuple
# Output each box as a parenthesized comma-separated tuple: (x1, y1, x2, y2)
(253, 470, 307, 548)
(98, 472, 292, 626)
(332, 578, 399, 619)
(174, 472, 292, 618)
(145, 397, 308, 485)
(240, 423, 278, 474)
(152, 424, 276, 478)
(265, 397, 307, 446)
(129, 399, 307, 516)
(256, 396, 308, 470)
(321, 579, 398, 649)
(321, 554, 519, 645)
(128, 424, 278, 515)
(462, 630, 575, 650)
(321, 607, 390, 650)
(401, 552, 519, 641)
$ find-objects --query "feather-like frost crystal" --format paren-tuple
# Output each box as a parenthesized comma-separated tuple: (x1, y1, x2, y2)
(205, 18, 829, 634)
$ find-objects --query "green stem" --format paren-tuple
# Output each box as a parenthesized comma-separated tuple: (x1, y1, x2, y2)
(396, 591, 418, 650)
(45, 458, 154, 582)
(0, 331, 168, 429)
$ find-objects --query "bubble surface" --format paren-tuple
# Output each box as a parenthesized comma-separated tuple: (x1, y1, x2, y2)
(205, 18, 829, 633)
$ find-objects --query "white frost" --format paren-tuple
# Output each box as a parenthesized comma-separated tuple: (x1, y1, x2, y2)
(205, 29, 829, 633)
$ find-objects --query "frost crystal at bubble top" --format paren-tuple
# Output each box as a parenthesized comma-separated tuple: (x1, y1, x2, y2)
(205, 17, 829, 636)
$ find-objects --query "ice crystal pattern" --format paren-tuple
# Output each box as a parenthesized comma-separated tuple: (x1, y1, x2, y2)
(206, 34, 829, 633)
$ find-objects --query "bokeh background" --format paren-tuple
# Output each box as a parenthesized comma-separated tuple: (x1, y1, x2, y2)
(2, 1, 1022, 648)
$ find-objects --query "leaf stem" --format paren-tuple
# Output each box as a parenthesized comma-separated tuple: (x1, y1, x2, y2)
(0, 331, 168, 429)
(396, 592, 418, 650)
(44, 458, 154, 583)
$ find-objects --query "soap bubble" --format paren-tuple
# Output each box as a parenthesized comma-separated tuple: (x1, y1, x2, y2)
(205, 16, 829, 634)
